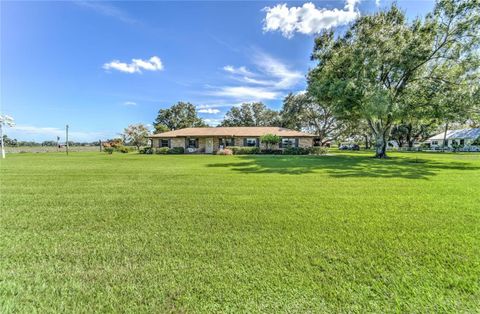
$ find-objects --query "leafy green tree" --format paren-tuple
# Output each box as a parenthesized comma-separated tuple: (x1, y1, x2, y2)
(153, 102, 206, 133)
(220, 102, 281, 127)
(260, 134, 281, 149)
(122, 124, 150, 150)
(308, 1, 480, 158)
(281, 93, 346, 146)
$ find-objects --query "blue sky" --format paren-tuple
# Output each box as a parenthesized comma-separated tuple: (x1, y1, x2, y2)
(1, 0, 435, 142)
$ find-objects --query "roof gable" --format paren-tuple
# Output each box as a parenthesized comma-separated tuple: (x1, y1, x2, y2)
(428, 128, 480, 140)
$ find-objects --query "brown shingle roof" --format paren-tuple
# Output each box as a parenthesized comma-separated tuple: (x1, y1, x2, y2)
(148, 127, 314, 138)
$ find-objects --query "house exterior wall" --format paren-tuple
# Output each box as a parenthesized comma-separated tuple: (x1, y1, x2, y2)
(298, 137, 313, 148)
(151, 136, 314, 153)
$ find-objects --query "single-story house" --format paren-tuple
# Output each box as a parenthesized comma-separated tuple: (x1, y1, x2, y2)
(148, 127, 315, 153)
(426, 128, 480, 149)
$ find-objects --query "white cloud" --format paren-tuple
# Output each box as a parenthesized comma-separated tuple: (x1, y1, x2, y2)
(198, 108, 221, 114)
(223, 65, 255, 76)
(253, 51, 303, 89)
(210, 86, 279, 101)
(375, 0, 380, 6)
(103, 56, 164, 74)
(263, 1, 360, 38)
(210, 51, 303, 102)
(204, 118, 222, 126)
(74, 1, 138, 24)
(123, 101, 137, 106)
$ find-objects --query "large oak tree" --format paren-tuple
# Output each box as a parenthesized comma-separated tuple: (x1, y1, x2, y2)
(153, 102, 206, 133)
(308, 0, 479, 157)
(220, 102, 281, 127)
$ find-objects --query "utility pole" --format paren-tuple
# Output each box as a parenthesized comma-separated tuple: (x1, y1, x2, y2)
(66, 124, 69, 156)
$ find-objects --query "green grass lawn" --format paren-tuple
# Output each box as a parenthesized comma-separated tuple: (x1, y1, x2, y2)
(1, 151, 479, 312)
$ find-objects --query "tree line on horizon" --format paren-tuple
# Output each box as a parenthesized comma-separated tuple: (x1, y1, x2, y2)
(151, 0, 480, 158)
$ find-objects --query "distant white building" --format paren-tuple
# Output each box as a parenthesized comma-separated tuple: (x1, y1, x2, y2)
(426, 128, 480, 150)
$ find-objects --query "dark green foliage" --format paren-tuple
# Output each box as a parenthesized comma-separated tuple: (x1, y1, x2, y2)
(229, 146, 261, 155)
(116, 146, 131, 154)
(103, 147, 114, 154)
(166, 147, 185, 154)
(139, 147, 153, 154)
(220, 102, 281, 127)
(308, 1, 480, 158)
(283, 147, 311, 155)
(260, 134, 281, 149)
(260, 149, 283, 155)
(153, 102, 206, 133)
(155, 147, 169, 154)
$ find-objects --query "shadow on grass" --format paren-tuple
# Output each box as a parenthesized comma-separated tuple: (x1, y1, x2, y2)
(206, 155, 479, 179)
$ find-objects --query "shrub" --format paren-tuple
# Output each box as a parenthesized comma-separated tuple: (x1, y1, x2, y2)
(309, 147, 329, 155)
(260, 149, 283, 155)
(473, 136, 480, 146)
(216, 148, 233, 155)
(260, 134, 281, 149)
(155, 147, 169, 154)
(230, 146, 260, 155)
(283, 147, 310, 155)
(116, 145, 131, 153)
(167, 147, 185, 154)
(139, 147, 153, 154)
(104, 147, 115, 154)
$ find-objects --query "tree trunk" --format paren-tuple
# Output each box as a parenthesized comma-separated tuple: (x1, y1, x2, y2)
(364, 135, 369, 149)
(374, 132, 388, 158)
(442, 122, 449, 152)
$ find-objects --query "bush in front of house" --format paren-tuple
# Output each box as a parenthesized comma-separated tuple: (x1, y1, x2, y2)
(260, 149, 283, 155)
(116, 145, 132, 153)
(230, 146, 261, 155)
(216, 148, 233, 155)
(155, 147, 169, 154)
(104, 147, 115, 154)
(283, 147, 310, 155)
(167, 147, 185, 154)
(139, 147, 153, 154)
(260, 134, 281, 150)
(308, 147, 329, 155)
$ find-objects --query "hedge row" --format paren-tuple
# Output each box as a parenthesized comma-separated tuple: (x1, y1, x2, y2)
(139, 147, 185, 154)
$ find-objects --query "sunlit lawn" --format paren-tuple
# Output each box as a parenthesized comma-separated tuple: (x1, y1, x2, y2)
(1, 151, 479, 312)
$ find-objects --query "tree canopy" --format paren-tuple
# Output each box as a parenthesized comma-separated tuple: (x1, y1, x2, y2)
(308, 0, 480, 157)
(122, 123, 150, 150)
(153, 102, 206, 133)
(220, 102, 281, 127)
(281, 92, 346, 145)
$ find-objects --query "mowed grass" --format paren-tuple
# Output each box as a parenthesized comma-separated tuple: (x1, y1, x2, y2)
(1, 151, 479, 313)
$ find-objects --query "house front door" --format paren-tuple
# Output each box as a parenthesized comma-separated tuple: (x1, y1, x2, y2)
(205, 137, 214, 154)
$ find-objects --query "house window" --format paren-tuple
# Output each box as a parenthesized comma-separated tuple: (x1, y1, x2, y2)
(460, 139, 465, 145)
(246, 138, 257, 147)
(282, 138, 297, 147)
(187, 138, 198, 148)
(432, 140, 438, 145)
(219, 138, 234, 147)
(160, 139, 169, 148)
